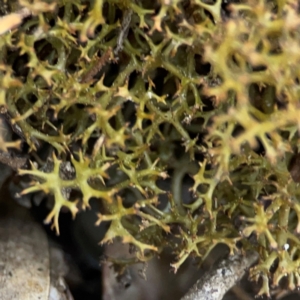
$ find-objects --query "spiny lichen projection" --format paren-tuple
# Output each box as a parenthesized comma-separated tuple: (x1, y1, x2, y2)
(1, 0, 300, 296)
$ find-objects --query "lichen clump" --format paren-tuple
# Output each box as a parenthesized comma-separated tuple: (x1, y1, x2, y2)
(1, 0, 300, 296)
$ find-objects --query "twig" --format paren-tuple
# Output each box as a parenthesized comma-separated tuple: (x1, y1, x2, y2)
(80, 48, 112, 83)
(80, 9, 132, 84)
(181, 251, 259, 300)
(114, 9, 132, 56)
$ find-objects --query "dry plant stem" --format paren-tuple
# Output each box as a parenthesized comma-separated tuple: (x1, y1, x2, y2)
(80, 48, 112, 83)
(114, 9, 132, 56)
(81, 9, 132, 84)
(181, 251, 259, 300)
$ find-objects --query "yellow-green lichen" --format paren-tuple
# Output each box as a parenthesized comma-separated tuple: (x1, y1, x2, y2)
(1, 0, 300, 296)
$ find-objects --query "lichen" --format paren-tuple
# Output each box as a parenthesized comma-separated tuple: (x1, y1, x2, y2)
(1, 0, 300, 296)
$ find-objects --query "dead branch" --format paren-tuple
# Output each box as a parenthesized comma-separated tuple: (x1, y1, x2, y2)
(181, 251, 259, 300)
(80, 48, 112, 84)
(114, 9, 132, 56)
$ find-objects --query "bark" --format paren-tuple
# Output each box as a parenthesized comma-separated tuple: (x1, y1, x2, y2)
(181, 251, 259, 300)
